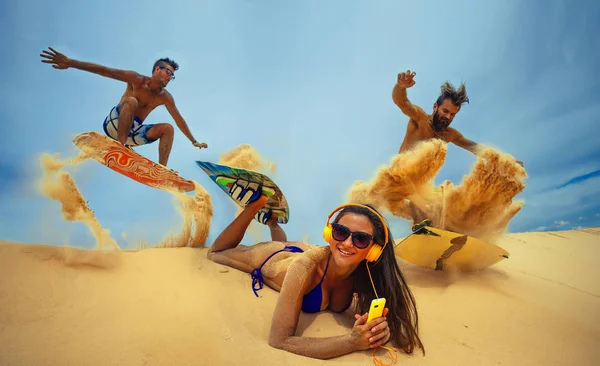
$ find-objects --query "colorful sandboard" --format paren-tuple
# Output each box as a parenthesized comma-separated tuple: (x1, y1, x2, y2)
(394, 220, 509, 271)
(73, 131, 195, 193)
(195, 161, 290, 224)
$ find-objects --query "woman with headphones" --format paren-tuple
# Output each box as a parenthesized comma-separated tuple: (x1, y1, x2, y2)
(207, 194, 424, 360)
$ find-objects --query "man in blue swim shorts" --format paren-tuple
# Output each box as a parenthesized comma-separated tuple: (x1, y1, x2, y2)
(40, 47, 208, 167)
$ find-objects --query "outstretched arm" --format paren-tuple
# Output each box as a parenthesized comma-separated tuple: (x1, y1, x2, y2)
(164, 92, 208, 149)
(40, 47, 142, 85)
(448, 128, 524, 166)
(446, 128, 480, 155)
(450, 129, 525, 166)
(268, 260, 390, 359)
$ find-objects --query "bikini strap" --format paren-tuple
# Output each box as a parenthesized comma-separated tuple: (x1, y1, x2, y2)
(319, 255, 331, 284)
(250, 245, 303, 297)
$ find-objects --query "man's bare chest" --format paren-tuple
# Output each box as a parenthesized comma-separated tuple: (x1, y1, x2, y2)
(416, 118, 451, 140)
(133, 89, 164, 108)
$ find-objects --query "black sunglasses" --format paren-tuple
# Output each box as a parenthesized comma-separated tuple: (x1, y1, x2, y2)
(331, 223, 373, 249)
(159, 66, 175, 80)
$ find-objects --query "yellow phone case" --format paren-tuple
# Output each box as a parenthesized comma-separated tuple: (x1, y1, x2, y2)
(367, 298, 386, 322)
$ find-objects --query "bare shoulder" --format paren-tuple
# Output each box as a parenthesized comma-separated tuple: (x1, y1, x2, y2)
(293, 246, 326, 268)
(160, 89, 177, 105)
(285, 247, 328, 282)
(412, 109, 431, 129)
(161, 88, 174, 100)
(444, 127, 462, 142)
(130, 72, 148, 86)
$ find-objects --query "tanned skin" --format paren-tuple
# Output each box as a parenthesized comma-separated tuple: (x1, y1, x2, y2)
(207, 196, 392, 359)
(40, 47, 208, 166)
(392, 70, 524, 167)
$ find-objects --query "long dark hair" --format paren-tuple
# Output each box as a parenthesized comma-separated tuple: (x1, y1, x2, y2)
(332, 204, 425, 355)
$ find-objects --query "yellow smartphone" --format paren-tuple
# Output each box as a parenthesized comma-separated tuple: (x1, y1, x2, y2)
(367, 298, 386, 322)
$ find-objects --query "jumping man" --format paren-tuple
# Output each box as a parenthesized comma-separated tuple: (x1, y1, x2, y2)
(392, 70, 523, 166)
(40, 47, 208, 167)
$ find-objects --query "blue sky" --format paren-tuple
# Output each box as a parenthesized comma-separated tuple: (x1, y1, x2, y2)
(1, 0, 599, 249)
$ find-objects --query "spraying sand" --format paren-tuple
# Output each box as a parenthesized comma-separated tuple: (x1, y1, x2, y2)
(218, 143, 277, 175)
(38, 152, 119, 251)
(348, 140, 527, 241)
(155, 182, 214, 248)
(38, 149, 213, 250)
(36, 140, 278, 250)
(36, 138, 279, 249)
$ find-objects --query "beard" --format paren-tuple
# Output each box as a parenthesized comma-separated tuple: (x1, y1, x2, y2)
(432, 111, 450, 132)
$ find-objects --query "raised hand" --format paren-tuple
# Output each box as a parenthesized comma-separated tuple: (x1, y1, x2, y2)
(40, 47, 72, 70)
(397, 69, 416, 88)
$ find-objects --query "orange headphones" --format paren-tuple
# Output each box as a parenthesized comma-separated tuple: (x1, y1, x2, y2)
(322, 203, 390, 263)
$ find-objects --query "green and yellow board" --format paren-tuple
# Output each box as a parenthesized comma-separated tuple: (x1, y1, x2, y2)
(195, 161, 290, 224)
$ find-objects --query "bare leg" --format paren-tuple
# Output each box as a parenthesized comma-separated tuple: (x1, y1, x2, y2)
(267, 217, 288, 242)
(207, 196, 310, 288)
(209, 195, 269, 254)
(117, 97, 138, 145)
(145, 123, 175, 166)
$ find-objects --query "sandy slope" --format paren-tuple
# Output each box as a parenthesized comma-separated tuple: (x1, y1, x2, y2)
(1, 228, 599, 366)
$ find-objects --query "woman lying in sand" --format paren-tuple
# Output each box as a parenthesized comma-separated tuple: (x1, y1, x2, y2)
(207, 194, 425, 360)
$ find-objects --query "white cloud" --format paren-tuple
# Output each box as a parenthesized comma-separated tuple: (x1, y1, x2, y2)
(510, 176, 600, 232)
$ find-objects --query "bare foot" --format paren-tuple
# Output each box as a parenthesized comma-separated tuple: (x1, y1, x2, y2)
(248, 194, 269, 210)
(115, 140, 133, 150)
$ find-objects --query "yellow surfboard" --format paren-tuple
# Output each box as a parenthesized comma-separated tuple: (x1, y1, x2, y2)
(394, 221, 509, 271)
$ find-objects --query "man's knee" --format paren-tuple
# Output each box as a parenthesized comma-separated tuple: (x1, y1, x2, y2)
(156, 123, 174, 137)
(146, 123, 174, 140)
(162, 123, 174, 135)
(121, 96, 138, 111)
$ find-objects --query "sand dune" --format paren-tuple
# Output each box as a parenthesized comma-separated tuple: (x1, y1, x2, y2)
(1, 228, 599, 366)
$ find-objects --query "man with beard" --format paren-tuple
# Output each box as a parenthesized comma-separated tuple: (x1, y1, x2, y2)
(39, 47, 208, 168)
(392, 70, 479, 154)
(390, 70, 524, 225)
(392, 70, 524, 167)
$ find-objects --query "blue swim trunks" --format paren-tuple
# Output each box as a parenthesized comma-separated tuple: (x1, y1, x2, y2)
(102, 104, 157, 146)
